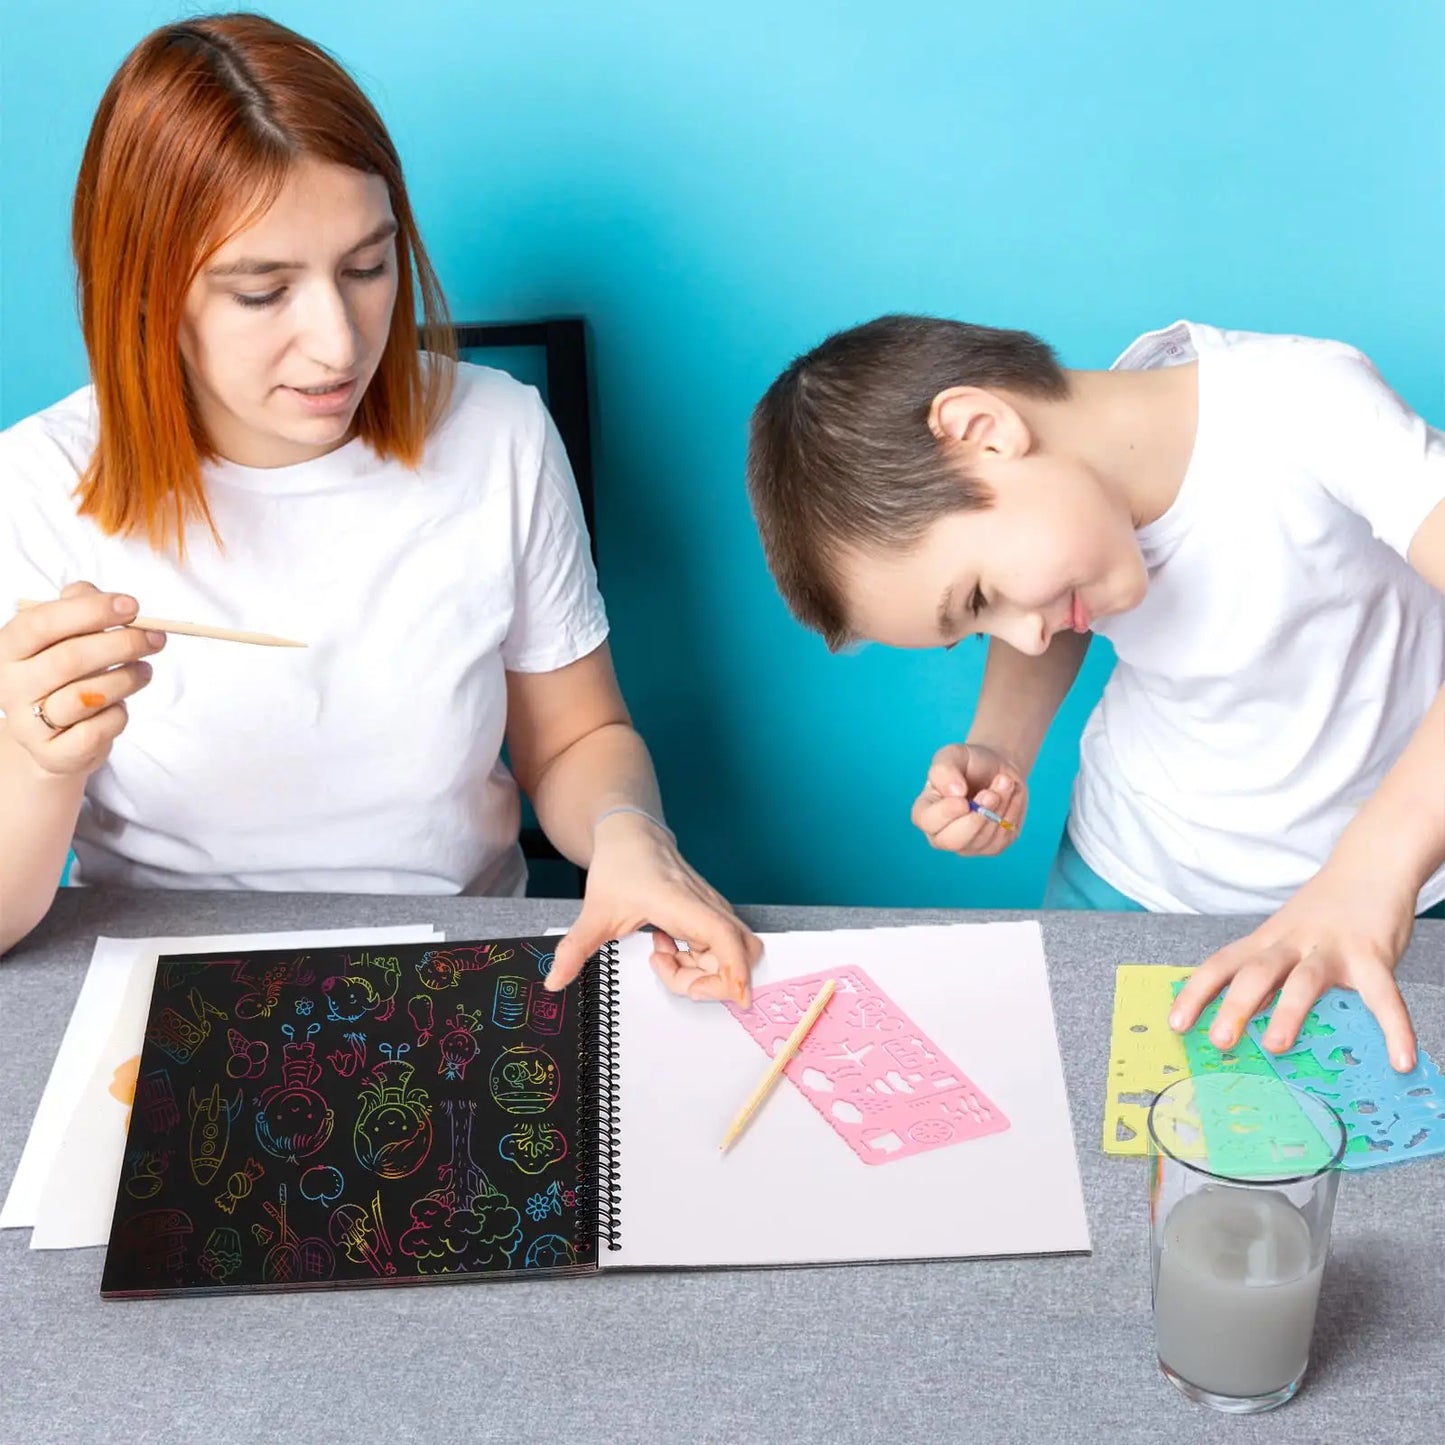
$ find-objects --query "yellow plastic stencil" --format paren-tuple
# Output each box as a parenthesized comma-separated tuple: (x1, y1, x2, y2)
(1102, 965, 1194, 1155)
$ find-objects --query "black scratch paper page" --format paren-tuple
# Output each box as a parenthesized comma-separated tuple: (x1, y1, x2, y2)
(100, 935, 609, 1297)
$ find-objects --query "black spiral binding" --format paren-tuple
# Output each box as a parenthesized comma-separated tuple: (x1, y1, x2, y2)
(575, 939, 622, 1259)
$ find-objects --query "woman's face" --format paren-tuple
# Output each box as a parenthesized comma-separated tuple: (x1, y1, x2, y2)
(179, 156, 399, 468)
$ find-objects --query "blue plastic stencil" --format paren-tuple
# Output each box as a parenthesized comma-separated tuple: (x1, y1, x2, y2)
(1246, 989, 1445, 1170)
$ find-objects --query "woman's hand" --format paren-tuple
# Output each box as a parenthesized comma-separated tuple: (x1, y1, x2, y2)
(0, 582, 164, 778)
(545, 811, 762, 1004)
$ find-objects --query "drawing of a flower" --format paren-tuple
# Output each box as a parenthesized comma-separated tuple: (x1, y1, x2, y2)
(525, 1182, 563, 1222)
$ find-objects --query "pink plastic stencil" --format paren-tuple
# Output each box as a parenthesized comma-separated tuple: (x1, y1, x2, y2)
(726, 966, 1009, 1164)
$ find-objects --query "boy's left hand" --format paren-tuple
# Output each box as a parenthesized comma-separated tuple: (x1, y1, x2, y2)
(545, 811, 762, 1005)
(1169, 862, 1419, 1072)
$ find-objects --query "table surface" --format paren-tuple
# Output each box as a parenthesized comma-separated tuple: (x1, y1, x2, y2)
(2, 890, 1441, 1445)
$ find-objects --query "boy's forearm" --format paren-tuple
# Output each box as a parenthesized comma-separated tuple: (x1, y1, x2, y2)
(0, 726, 85, 955)
(1329, 686, 1445, 897)
(966, 630, 1093, 775)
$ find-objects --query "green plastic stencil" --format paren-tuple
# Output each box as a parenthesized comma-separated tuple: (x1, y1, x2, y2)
(1165, 984, 1339, 1178)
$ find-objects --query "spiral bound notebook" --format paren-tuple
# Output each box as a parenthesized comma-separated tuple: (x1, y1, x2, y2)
(101, 921, 1089, 1297)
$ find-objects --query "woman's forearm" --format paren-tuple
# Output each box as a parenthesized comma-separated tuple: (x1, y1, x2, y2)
(525, 721, 666, 866)
(0, 724, 85, 954)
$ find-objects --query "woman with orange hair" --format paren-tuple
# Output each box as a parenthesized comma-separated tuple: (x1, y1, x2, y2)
(0, 13, 758, 1001)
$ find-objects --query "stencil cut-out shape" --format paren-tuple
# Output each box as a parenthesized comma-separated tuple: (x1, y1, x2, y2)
(728, 965, 1008, 1165)
(907, 1119, 954, 1145)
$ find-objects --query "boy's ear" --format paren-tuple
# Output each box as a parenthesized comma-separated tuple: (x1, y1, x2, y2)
(927, 386, 1031, 462)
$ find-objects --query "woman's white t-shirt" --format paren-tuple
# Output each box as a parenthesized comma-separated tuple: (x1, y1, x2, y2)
(0, 361, 609, 896)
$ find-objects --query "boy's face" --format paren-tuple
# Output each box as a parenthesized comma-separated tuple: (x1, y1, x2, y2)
(836, 453, 1147, 654)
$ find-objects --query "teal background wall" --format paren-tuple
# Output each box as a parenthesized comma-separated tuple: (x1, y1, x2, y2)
(5, 3, 1442, 906)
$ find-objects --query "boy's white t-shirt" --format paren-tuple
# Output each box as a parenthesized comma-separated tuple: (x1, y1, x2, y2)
(0, 361, 608, 896)
(1073, 321, 1445, 914)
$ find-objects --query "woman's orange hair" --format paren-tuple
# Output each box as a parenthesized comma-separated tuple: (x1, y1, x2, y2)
(71, 12, 455, 551)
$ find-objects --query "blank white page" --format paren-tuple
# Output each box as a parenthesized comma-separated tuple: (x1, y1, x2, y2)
(604, 921, 1091, 1270)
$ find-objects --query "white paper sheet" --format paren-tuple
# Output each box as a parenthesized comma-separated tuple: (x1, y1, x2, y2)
(3, 926, 442, 1247)
(605, 921, 1090, 1270)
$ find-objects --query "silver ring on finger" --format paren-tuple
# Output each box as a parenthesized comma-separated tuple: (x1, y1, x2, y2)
(31, 696, 65, 733)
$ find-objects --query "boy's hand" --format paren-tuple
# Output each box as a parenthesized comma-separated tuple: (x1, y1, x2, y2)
(1169, 861, 1419, 1072)
(910, 742, 1028, 857)
(0, 583, 164, 779)
(545, 811, 762, 1005)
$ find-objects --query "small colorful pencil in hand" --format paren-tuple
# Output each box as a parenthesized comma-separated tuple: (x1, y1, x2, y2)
(968, 798, 1015, 831)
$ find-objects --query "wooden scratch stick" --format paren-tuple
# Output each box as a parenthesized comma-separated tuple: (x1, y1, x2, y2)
(15, 599, 306, 649)
(719, 978, 837, 1153)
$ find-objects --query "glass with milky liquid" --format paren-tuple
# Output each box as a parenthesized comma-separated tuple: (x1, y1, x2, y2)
(1147, 1072, 1346, 1413)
